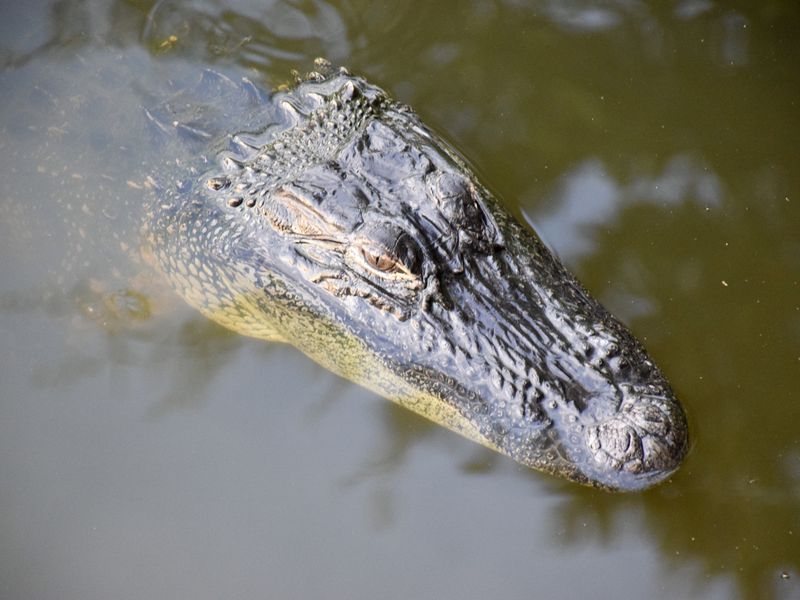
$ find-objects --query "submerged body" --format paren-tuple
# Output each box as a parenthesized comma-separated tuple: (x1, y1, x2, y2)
(144, 63, 688, 491)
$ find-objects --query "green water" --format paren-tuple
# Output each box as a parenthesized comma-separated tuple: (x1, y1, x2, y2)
(1, 2, 798, 599)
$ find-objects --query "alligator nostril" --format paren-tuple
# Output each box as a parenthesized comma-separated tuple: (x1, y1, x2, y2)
(624, 400, 671, 439)
(587, 421, 644, 470)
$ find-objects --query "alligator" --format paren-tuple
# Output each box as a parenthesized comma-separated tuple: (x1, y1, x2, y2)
(143, 61, 688, 491)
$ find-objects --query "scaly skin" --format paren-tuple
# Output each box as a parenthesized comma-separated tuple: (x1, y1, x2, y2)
(143, 63, 688, 491)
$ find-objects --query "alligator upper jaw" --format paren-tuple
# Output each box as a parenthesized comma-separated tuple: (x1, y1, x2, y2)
(412, 243, 689, 492)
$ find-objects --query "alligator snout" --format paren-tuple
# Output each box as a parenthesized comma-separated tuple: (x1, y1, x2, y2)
(486, 369, 687, 491)
(581, 390, 688, 489)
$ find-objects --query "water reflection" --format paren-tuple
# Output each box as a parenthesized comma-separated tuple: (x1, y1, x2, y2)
(531, 154, 722, 262)
(502, 0, 753, 70)
(539, 0, 629, 32)
(142, 0, 352, 67)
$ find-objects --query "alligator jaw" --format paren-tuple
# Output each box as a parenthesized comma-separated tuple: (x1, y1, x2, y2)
(409, 224, 690, 492)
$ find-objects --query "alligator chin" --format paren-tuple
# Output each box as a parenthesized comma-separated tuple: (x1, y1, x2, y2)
(147, 60, 689, 491)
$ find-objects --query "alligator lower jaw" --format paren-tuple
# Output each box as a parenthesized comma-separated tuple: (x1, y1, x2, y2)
(478, 389, 688, 492)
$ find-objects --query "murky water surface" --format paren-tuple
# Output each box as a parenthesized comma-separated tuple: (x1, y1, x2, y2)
(1, 2, 798, 599)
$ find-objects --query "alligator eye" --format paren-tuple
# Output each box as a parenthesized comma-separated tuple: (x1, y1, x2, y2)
(360, 246, 409, 275)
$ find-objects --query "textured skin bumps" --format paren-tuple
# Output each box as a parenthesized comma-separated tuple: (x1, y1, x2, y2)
(144, 63, 688, 491)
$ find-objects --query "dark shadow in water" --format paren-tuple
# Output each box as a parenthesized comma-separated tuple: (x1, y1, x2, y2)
(2, 1, 799, 598)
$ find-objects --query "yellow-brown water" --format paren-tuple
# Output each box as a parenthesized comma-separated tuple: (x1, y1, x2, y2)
(1, 2, 798, 598)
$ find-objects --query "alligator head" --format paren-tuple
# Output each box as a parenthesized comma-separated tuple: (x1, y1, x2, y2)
(146, 65, 689, 491)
